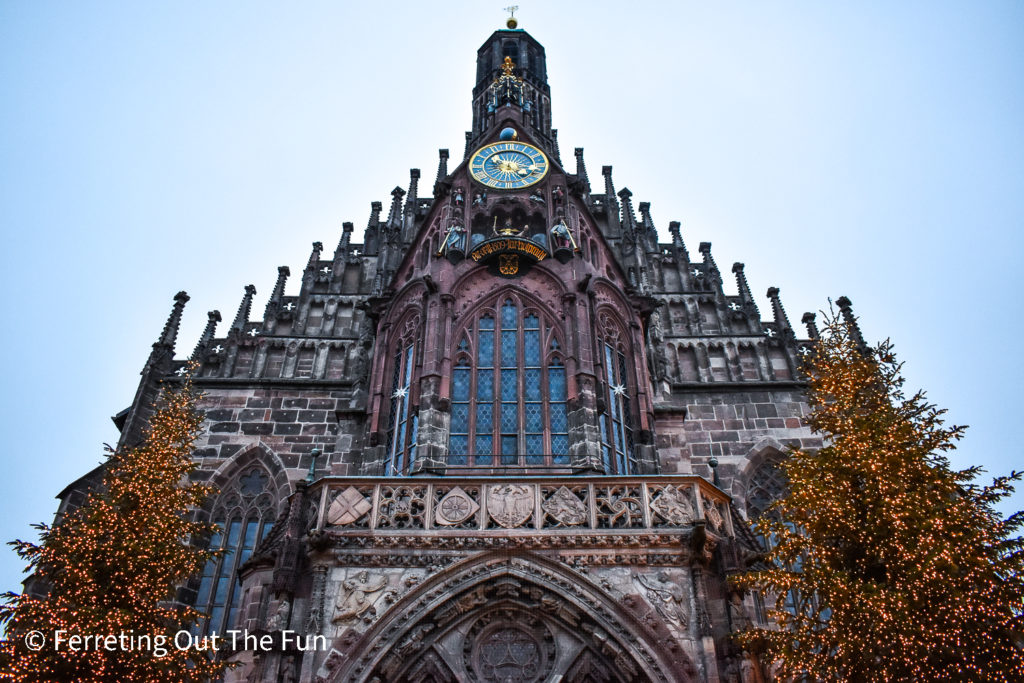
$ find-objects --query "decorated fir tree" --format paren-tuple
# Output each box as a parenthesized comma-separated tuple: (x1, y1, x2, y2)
(737, 305, 1024, 682)
(0, 371, 227, 682)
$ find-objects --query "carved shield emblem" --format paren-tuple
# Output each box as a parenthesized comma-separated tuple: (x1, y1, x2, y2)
(487, 484, 534, 528)
(650, 485, 694, 525)
(498, 253, 519, 275)
(435, 486, 479, 526)
(542, 486, 588, 526)
(327, 486, 372, 526)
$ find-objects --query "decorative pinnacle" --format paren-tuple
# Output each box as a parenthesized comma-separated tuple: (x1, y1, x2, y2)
(305, 241, 323, 271)
(157, 291, 190, 349)
(230, 284, 257, 332)
(767, 286, 793, 333)
(668, 221, 690, 263)
(574, 147, 590, 188)
(733, 262, 756, 309)
(802, 312, 819, 339)
(387, 186, 406, 227)
(192, 310, 222, 359)
(836, 296, 868, 353)
(434, 149, 449, 194)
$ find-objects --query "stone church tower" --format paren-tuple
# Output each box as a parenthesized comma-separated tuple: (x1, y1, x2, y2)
(57, 19, 829, 683)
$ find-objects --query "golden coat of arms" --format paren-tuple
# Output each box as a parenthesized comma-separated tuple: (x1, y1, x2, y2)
(498, 253, 519, 275)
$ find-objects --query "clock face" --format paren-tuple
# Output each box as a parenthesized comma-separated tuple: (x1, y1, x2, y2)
(469, 141, 549, 190)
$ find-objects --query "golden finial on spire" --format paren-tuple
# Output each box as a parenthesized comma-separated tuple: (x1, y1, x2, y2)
(504, 5, 519, 29)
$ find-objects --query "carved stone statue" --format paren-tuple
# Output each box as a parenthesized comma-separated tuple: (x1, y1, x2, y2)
(266, 598, 291, 631)
(333, 570, 388, 623)
(635, 571, 688, 629)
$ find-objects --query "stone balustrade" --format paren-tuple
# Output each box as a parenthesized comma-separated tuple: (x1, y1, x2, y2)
(310, 475, 734, 538)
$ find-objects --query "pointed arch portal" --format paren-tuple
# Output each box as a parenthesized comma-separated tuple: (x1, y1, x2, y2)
(319, 553, 697, 683)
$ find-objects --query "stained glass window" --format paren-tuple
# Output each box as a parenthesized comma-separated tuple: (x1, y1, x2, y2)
(196, 467, 275, 636)
(448, 296, 570, 467)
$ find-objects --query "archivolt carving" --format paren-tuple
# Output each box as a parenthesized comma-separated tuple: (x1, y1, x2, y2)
(317, 553, 696, 683)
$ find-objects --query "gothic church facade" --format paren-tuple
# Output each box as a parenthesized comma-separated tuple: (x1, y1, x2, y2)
(58, 21, 830, 683)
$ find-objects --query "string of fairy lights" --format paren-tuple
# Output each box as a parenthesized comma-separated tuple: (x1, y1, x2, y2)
(736, 313, 1024, 681)
(0, 369, 230, 681)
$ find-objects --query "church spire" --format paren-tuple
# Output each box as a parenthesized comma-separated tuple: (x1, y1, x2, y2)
(836, 296, 868, 353)
(265, 265, 290, 319)
(767, 286, 794, 338)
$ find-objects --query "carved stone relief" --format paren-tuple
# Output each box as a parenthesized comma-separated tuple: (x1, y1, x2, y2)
(332, 569, 391, 624)
(326, 487, 372, 526)
(435, 485, 480, 526)
(635, 570, 688, 631)
(703, 499, 724, 532)
(650, 485, 695, 526)
(487, 484, 534, 528)
(542, 485, 588, 526)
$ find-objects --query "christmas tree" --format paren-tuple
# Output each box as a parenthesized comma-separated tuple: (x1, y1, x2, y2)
(737, 305, 1024, 682)
(0, 370, 229, 682)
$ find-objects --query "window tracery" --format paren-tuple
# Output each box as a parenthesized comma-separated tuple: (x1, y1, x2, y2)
(448, 296, 567, 468)
(196, 466, 276, 636)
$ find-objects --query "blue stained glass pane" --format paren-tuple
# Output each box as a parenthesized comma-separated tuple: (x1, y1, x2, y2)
(605, 345, 615, 382)
(525, 369, 541, 400)
(453, 368, 470, 402)
(404, 345, 415, 382)
(479, 316, 494, 330)
(550, 403, 567, 432)
(549, 368, 566, 400)
(387, 398, 399, 430)
(451, 404, 469, 432)
(501, 331, 517, 365)
(501, 436, 518, 458)
(618, 351, 628, 388)
(475, 435, 492, 455)
(602, 445, 612, 470)
(477, 370, 494, 400)
(612, 420, 622, 452)
(476, 403, 493, 431)
(197, 575, 214, 605)
(551, 434, 569, 456)
(525, 402, 543, 431)
(502, 301, 517, 329)
(599, 416, 609, 445)
(449, 435, 468, 458)
(408, 443, 416, 467)
(501, 402, 518, 432)
(525, 434, 543, 455)
(501, 369, 518, 401)
(214, 577, 230, 604)
(524, 330, 540, 366)
(524, 314, 539, 329)
(479, 331, 494, 367)
(227, 520, 242, 546)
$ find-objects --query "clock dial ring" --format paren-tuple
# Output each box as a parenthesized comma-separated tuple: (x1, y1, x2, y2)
(469, 141, 549, 190)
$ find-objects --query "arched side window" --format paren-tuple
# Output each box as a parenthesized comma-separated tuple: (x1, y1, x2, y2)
(386, 341, 417, 475)
(449, 297, 567, 468)
(746, 457, 787, 522)
(598, 315, 637, 474)
(196, 467, 276, 635)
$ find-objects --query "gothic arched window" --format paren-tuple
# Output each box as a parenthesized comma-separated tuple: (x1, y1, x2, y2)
(746, 456, 787, 522)
(449, 297, 568, 468)
(196, 467, 277, 635)
(598, 315, 637, 474)
(386, 341, 418, 475)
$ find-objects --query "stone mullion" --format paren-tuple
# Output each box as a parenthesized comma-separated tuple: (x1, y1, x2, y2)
(568, 291, 603, 472)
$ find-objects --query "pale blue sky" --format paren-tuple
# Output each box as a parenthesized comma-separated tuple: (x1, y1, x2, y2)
(1, 1, 1021, 595)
